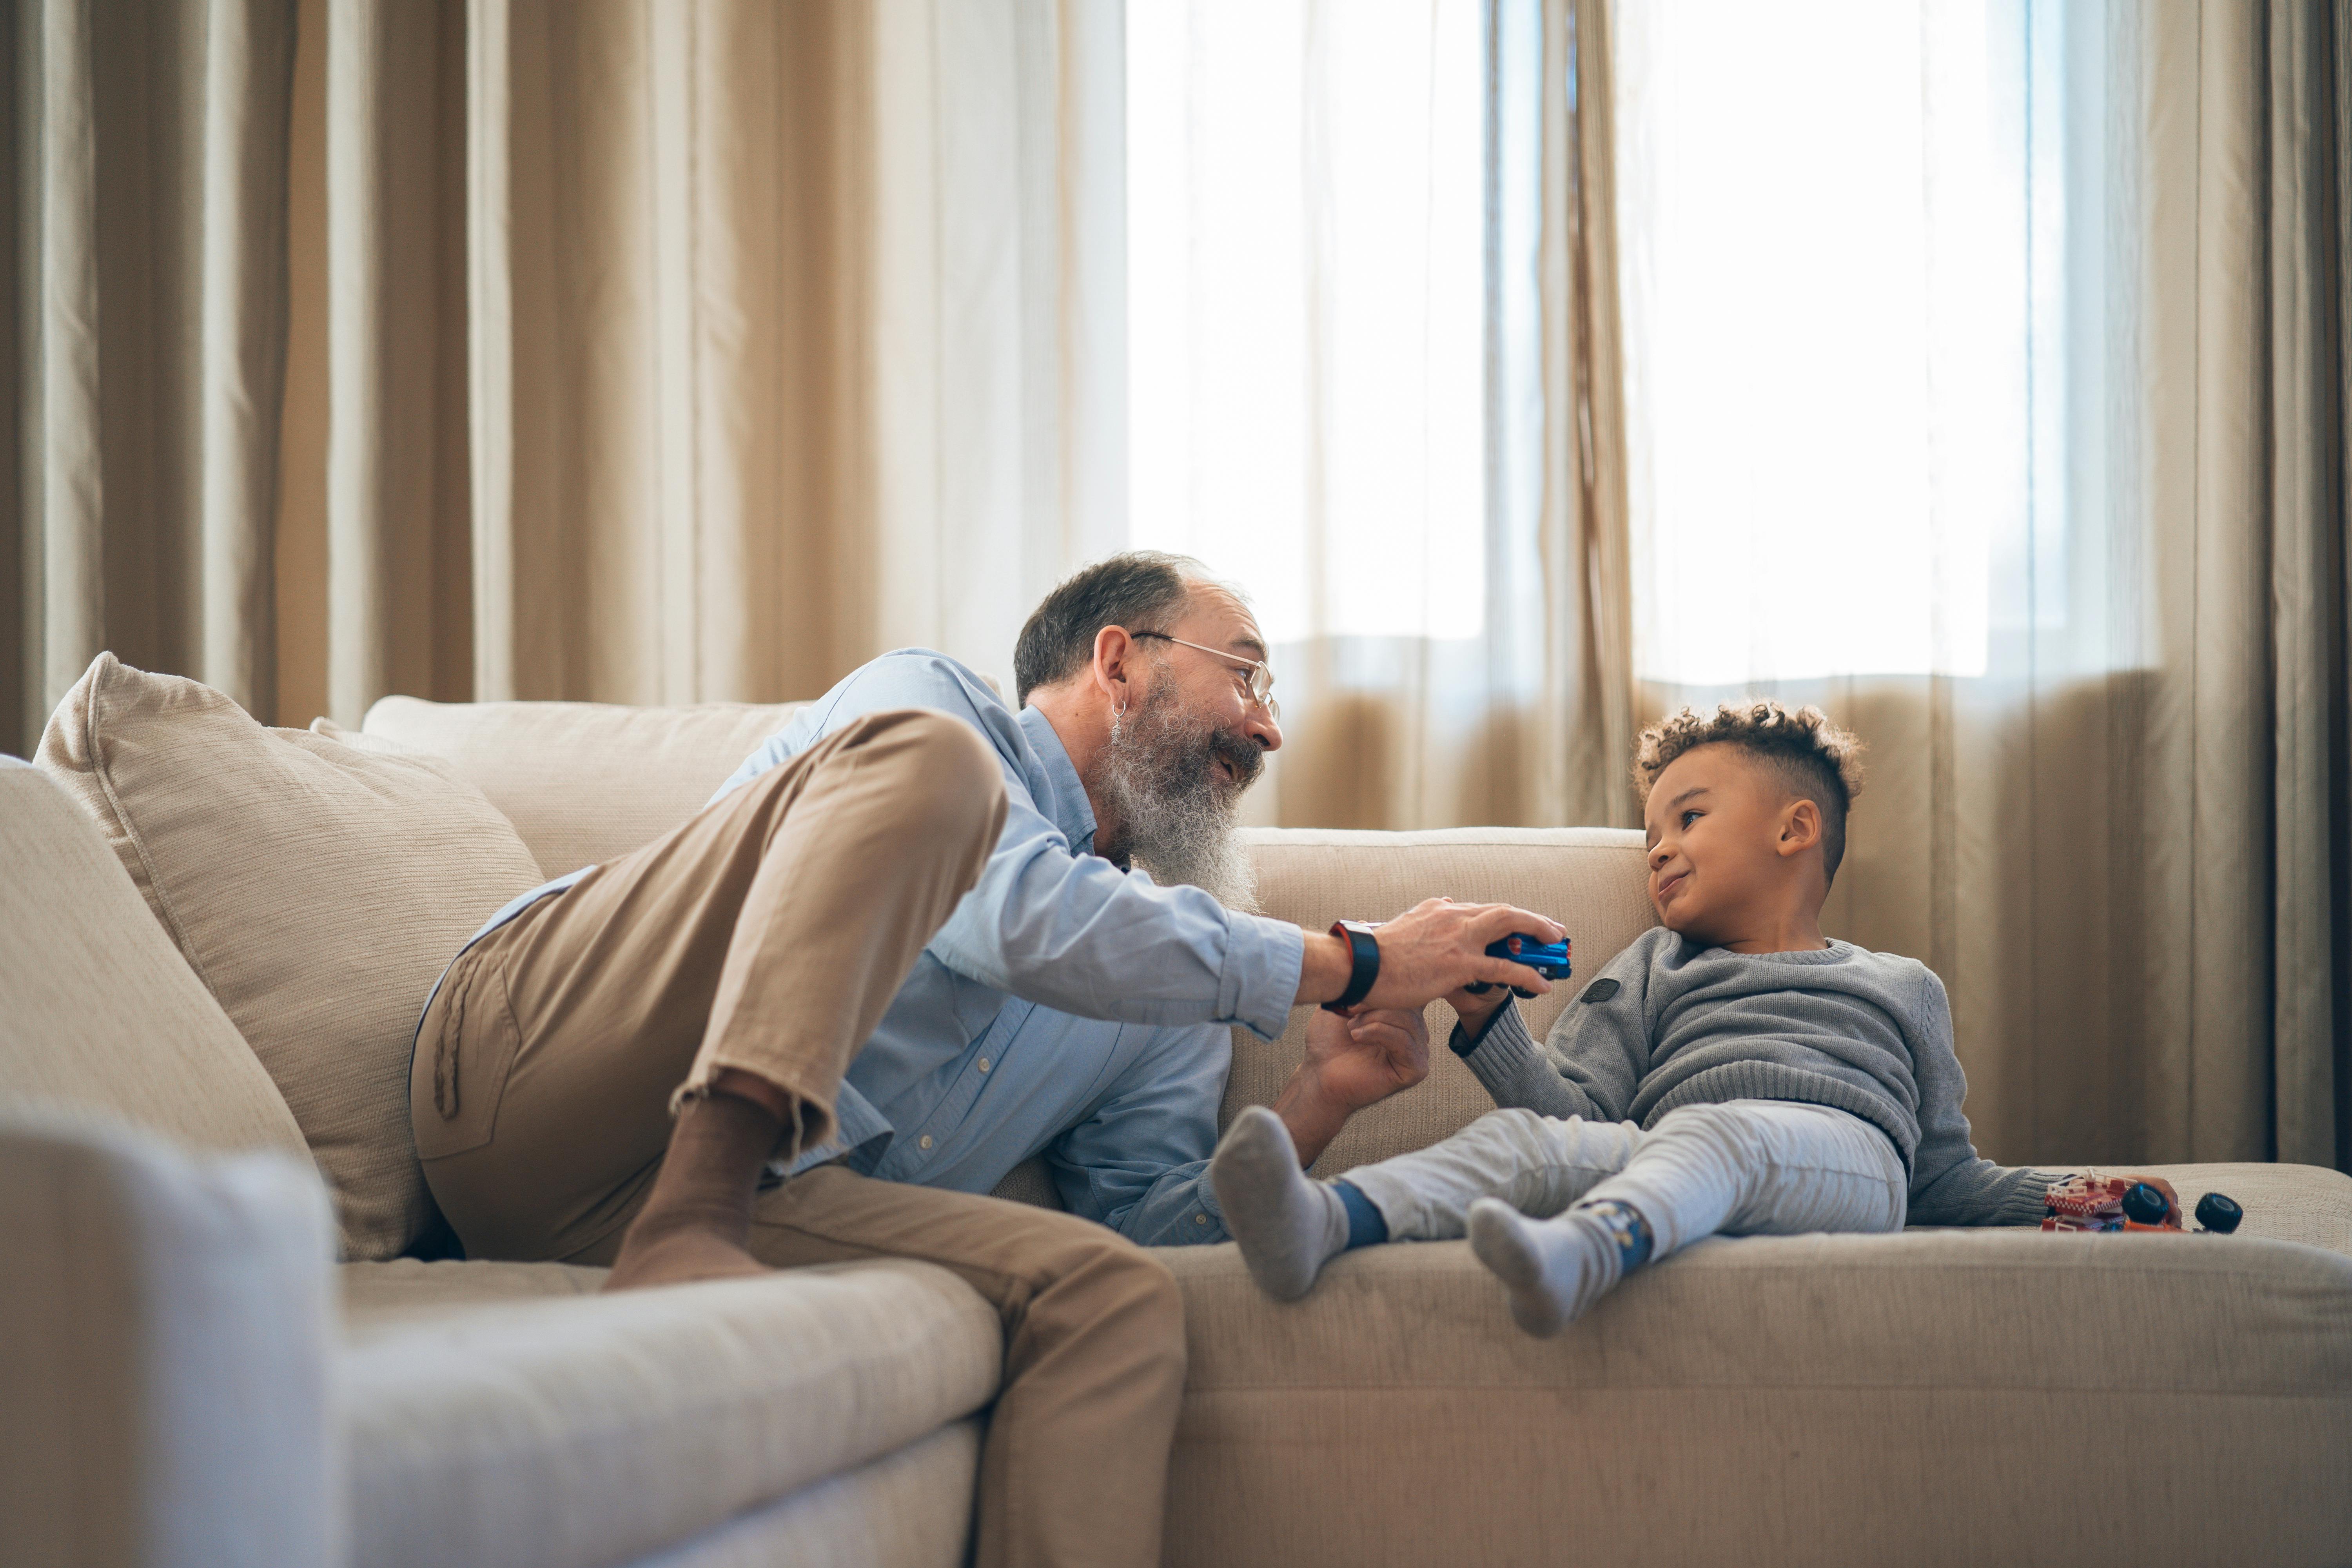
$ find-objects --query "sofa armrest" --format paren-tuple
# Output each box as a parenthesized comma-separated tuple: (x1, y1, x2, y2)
(0, 1113, 339, 1568)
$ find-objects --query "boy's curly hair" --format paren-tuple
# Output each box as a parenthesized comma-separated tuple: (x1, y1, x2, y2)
(1634, 701, 1867, 886)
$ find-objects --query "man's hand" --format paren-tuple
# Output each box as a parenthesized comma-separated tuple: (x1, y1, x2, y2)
(1357, 898, 1564, 1011)
(1270, 1006, 1431, 1169)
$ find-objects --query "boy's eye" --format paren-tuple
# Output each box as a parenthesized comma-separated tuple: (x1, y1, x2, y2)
(1681, 809, 1700, 828)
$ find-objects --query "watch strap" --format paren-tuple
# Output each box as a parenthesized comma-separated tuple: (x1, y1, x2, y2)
(1323, 920, 1380, 1013)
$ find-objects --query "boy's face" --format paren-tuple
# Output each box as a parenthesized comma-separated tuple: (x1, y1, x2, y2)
(1641, 742, 1813, 944)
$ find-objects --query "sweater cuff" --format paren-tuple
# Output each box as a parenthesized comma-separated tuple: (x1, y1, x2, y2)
(1995, 1170, 2059, 1226)
(1455, 999, 1542, 1105)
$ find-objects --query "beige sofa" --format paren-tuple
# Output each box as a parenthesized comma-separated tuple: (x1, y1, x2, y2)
(5, 666, 2350, 1567)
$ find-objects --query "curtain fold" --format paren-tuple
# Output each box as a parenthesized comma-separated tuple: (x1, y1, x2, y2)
(2265, 0, 2352, 1170)
(9, 0, 299, 738)
(324, 0, 466, 724)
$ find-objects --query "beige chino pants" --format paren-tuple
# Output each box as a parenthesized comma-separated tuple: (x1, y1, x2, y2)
(410, 708, 1187, 1568)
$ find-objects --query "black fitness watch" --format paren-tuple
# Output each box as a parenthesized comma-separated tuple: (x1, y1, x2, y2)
(1323, 920, 1381, 1013)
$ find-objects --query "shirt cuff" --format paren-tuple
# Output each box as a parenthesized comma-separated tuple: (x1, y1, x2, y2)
(1219, 913, 1306, 1042)
(1455, 998, 1542, 1105)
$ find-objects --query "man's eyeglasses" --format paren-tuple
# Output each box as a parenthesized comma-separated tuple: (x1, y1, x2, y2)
(1130, 632, 1280, 722)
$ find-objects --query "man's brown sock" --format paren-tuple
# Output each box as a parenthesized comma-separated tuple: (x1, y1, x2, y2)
(602, 1090, 786, 1292)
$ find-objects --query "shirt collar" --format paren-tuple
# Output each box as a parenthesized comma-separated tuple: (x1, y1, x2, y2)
(1017, 703, 1097, 856)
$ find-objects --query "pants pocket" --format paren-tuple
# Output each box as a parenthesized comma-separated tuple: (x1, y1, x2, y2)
(410, 949, 522, 1161)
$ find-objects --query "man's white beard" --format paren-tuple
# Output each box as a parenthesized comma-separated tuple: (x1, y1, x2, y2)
(1096, 679, 1261, 911)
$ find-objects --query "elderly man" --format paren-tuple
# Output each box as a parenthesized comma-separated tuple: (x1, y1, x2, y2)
(408, 551, 1563, 1568)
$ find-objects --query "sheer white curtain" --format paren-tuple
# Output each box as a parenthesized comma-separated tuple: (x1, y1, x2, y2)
(1123, 0, 1634, 829)
(1612, 0, 2345, 1171)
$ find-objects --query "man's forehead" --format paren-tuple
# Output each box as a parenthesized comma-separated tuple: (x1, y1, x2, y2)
(1177, 583, 1269, 660)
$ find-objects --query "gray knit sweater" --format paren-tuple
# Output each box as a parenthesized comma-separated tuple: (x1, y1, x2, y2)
(1454, 927, 2052, 1227)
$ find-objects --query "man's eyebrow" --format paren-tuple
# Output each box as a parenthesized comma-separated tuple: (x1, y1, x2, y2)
(1228, 635, 1269, 662)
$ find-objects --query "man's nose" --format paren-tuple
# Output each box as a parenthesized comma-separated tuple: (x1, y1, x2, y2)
(1247, 708, 1283, 754)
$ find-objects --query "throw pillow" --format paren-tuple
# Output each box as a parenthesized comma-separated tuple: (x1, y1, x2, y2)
(0, 760, 314, 1162)
(35, 654, 545, 1259)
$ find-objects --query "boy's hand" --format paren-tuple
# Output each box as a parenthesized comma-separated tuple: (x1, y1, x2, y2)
(2111, 1173, 2182, 1225)
(1446, 984, 1511, 1045)
(1270, 1006, 1432, 1168)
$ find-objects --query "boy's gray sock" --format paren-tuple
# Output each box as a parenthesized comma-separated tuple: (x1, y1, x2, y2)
(1210, 1105, 1351, 1301)
(1466, 1198, 1628, 1338)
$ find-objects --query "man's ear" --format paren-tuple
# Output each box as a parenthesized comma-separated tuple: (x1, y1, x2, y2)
(1777, 799, 1823, 859)
(1091, 625, 1138, 714)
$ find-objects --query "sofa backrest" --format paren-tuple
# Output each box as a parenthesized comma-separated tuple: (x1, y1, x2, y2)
(0, 760, 314, 1163)
(1232, 827, 1655, 1175)
(363, 697, 810, 879)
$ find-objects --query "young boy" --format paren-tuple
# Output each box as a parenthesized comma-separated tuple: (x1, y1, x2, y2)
(1210, 700, 2177, 1336)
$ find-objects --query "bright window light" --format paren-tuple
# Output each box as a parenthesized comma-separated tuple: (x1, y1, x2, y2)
(1615, 0, 2033, 683)
(1125, 0, 1486, 644)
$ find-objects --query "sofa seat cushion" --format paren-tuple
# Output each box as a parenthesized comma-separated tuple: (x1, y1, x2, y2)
(336, 1259, 1000, 1568)
(1158, 1162, 2352, 1568)
(361, 696, 806, 878)
(339, 1256, 608, 1326)
(35, 655, 547, 1260)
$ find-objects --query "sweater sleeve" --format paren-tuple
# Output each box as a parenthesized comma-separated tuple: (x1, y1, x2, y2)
(1903, 967, 2053, 1226)
(1450, 938, 1651, 1123)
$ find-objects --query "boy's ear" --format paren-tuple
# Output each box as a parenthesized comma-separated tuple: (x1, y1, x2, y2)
(1776, 798, 1823, 859)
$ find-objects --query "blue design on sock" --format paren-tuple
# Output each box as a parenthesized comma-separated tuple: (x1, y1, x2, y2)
(1579, 1199, 1654, 1270)
(1334, 1180, 1389, 1249)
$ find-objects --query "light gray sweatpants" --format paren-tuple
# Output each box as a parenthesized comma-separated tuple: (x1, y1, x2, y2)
(1341, 1099, 1908, 1258)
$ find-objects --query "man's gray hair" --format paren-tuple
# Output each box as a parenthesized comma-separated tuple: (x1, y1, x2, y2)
(1014, 551, 1215, 706)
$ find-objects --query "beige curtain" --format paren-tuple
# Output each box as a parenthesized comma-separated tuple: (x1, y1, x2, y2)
(7, 0, 1122, 751)
(1614, 0, 2349, 1173)
(459, 0, 1121, 713)
(6, 0, 299, 744)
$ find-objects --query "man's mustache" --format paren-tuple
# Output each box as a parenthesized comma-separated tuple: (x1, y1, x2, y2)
(1206, 728, 1265, 792)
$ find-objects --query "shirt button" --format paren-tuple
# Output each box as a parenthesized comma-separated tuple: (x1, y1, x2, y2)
(978, 1057, 991, 1072)
(919, 1135, 934, 1151)
(1195, 1213, 1208, 1225)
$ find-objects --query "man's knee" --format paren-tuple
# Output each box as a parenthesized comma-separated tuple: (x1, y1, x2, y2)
(835, 709, 1007, 847)
(1028, 1226, 1187, 1383)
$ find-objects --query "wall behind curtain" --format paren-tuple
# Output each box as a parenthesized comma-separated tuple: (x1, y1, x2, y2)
(7, 0, 1127, 753)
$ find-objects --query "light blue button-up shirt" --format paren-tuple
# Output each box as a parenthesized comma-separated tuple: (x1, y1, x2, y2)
(445, 650, 1305, 1245)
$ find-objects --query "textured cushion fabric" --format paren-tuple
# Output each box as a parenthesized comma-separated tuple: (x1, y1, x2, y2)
(0, 1114, 338, 1568)
(1160, 1161, 2352, 1568)
(635, 1421, 979, 1568)
(361, 695, 807, 878)
(1225, 827, 1657, 1175)
(35, 654, 546, 1259)
(339, 1259, 1000, 1568)
(339, 1258, 608, 1328)
(0, 763, 310, 1161)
